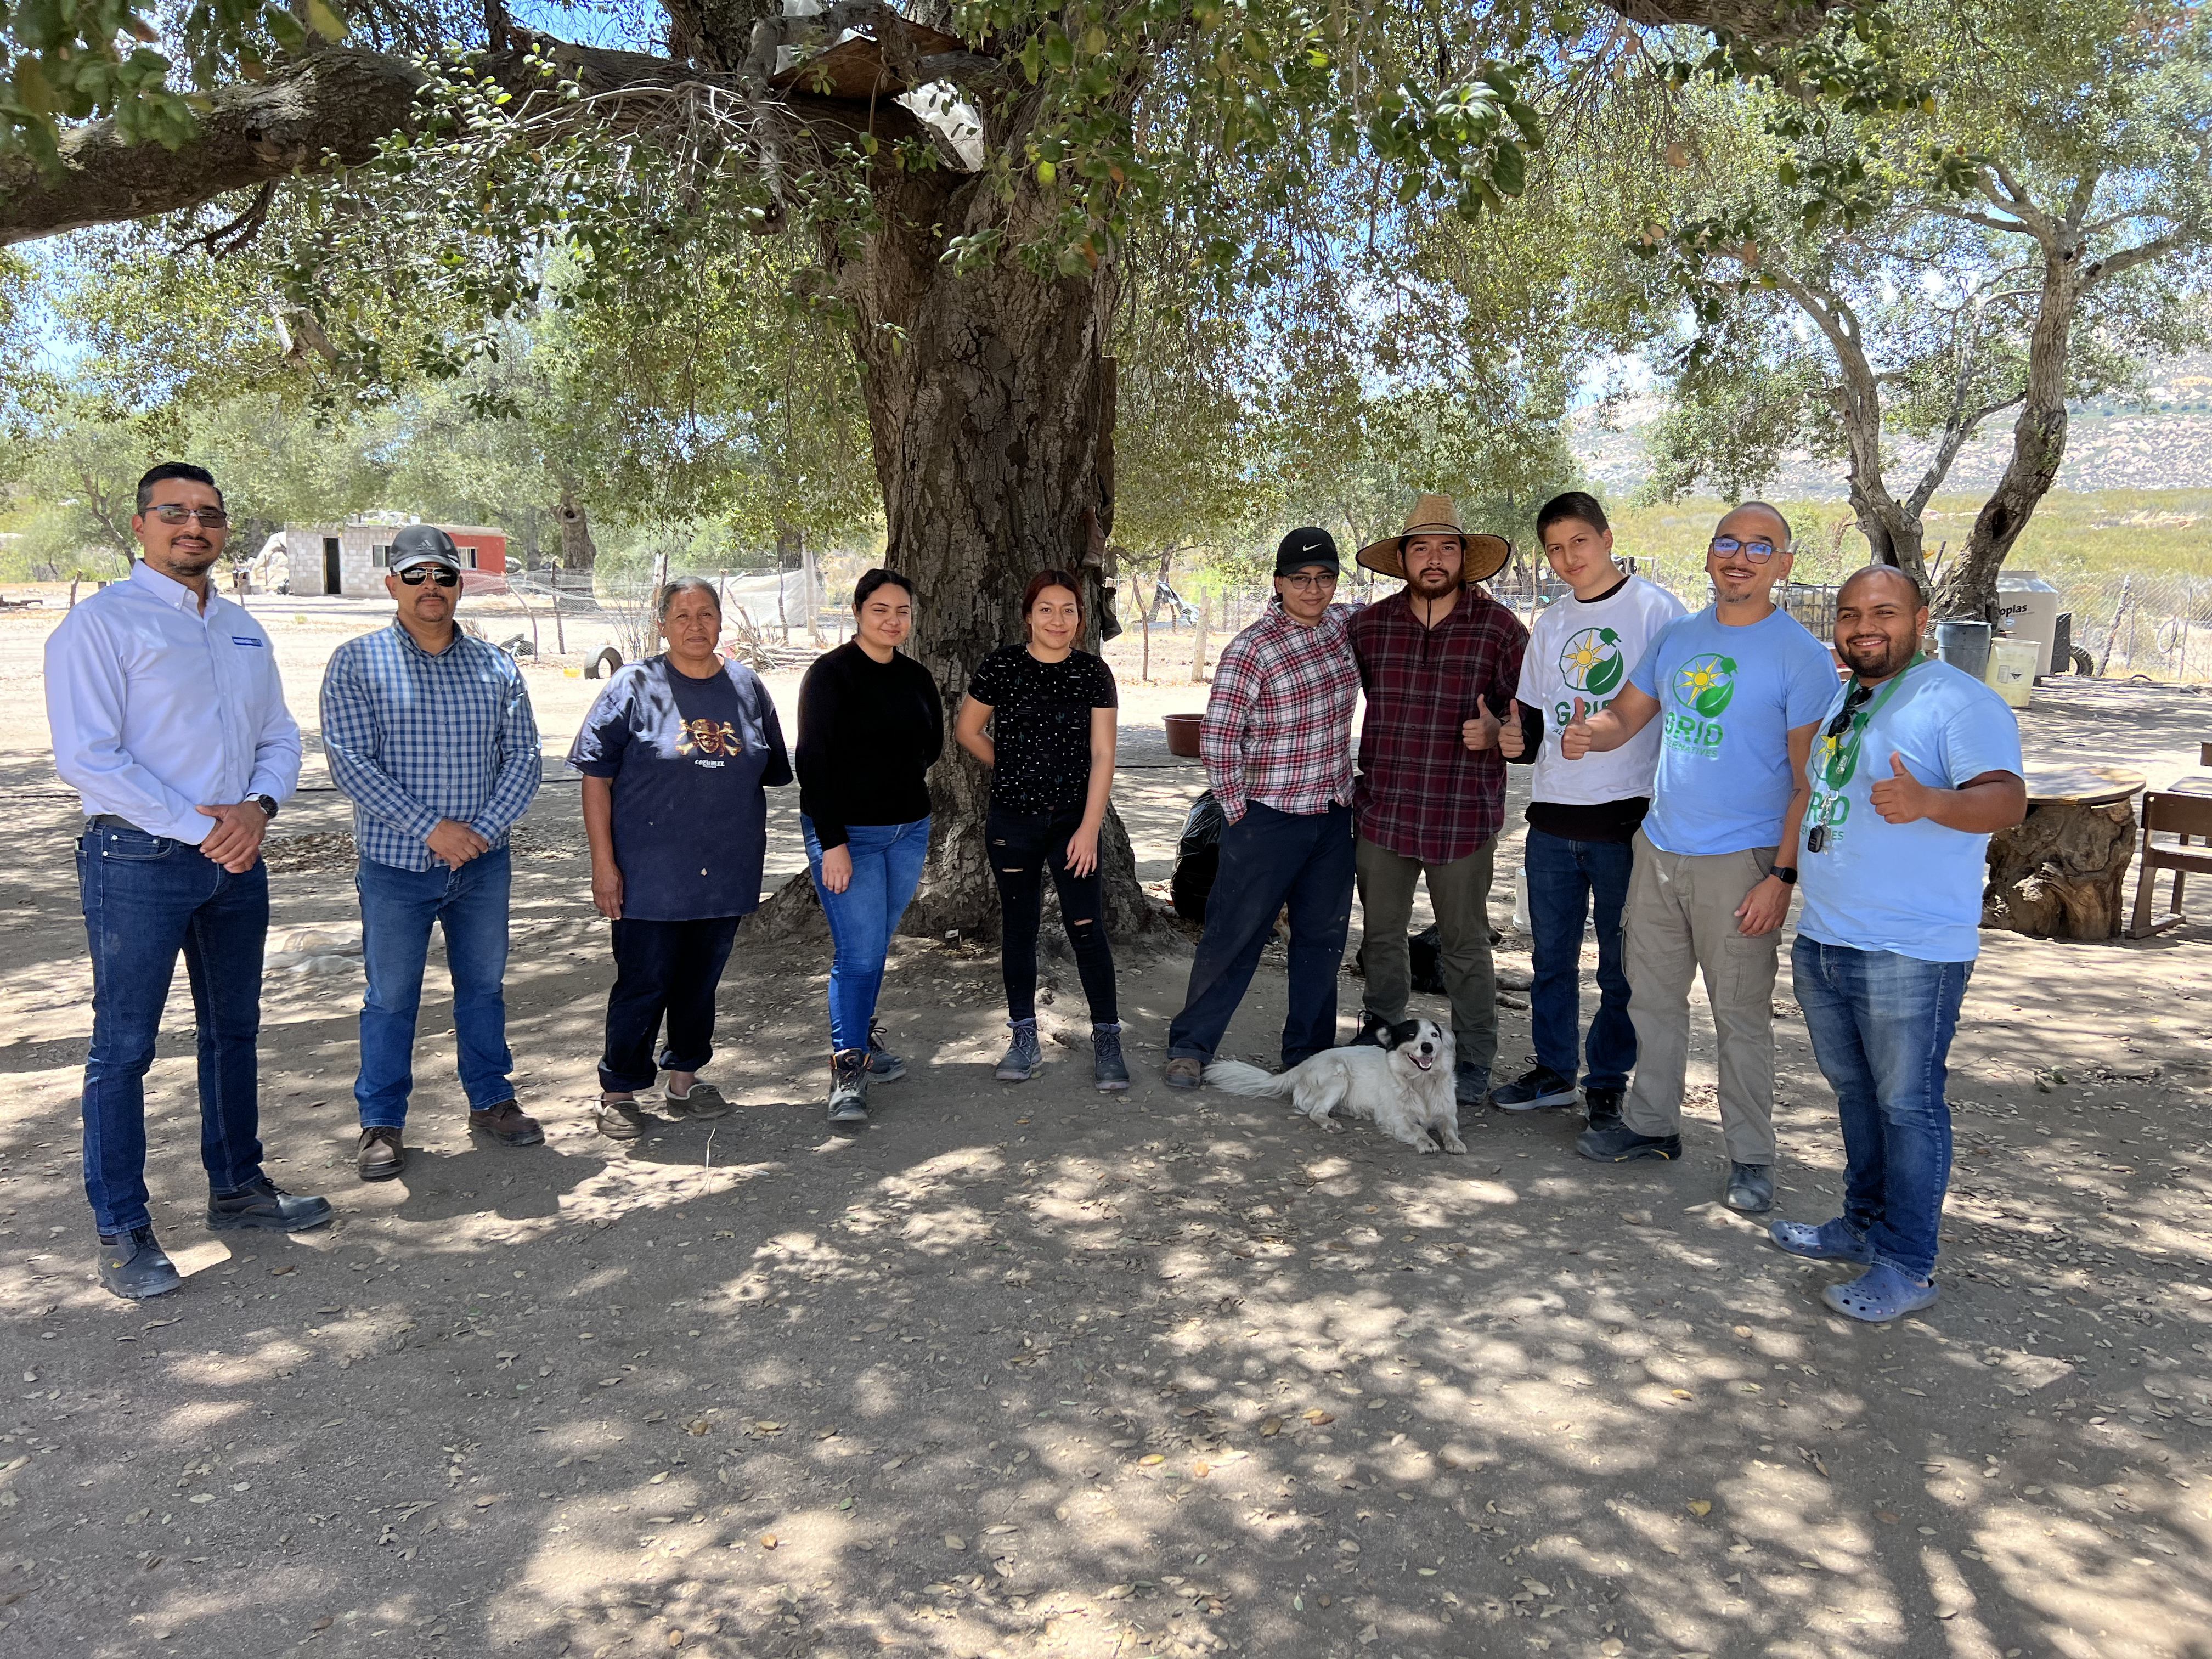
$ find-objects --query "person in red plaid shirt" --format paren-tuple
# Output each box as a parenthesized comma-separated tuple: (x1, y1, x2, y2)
(1164, 529, 1361, 1086)
(1347, 495, 1529, 1105)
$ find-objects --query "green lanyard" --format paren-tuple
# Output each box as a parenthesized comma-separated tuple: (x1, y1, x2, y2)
(1816, 653, 1922, 796)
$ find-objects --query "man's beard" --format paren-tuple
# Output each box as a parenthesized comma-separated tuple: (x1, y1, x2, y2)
(157, 544, 221, 575)
(1407, 568, 1460, 597)
(1841, 636, 1910, 678)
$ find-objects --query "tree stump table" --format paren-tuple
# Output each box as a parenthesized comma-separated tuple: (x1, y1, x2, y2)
(1982, 765, 2146, 940)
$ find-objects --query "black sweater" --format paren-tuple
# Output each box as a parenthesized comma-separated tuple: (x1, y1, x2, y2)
(795, 641, 945, 850)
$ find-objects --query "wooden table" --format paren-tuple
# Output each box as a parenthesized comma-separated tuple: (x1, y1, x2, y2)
(1983, 765, 2146, 940)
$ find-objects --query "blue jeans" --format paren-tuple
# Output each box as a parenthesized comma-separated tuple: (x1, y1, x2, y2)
(355, 849, 516, 1127)
(76, 823, 270, 1235)
(802, 816, 930, 1053)
(1523, 828, 1636, 1091)
(1169, 802, 1355, 1067)
(1791, 936, 1970, 1282)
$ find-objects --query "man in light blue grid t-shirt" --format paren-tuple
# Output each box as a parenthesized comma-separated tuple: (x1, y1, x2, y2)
(319, 526, 542, 1181)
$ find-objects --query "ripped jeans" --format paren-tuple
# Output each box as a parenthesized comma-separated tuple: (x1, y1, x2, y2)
(987, 802, 1118, 1025)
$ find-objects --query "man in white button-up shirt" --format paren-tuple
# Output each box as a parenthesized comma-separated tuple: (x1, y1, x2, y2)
(44, 462, 333, 1301)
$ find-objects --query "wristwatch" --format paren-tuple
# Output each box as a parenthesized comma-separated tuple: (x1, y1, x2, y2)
(251, 794, 279, 820)
(1771, 865, 1797, 885)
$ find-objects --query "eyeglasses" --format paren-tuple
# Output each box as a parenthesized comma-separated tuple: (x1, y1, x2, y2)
(1826, 680, 1873, 739)
(1708, 536, 1783, 563)
(148, 505, 229, 528)
(397, 567, 460, 588)
(1279, 572, 1338, 589)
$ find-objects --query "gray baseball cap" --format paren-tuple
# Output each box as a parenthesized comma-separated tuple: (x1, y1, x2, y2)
(389, 524, 461, 573)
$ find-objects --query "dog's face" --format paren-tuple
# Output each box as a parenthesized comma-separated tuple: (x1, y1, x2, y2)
(1384, 1018, 1451, 1073)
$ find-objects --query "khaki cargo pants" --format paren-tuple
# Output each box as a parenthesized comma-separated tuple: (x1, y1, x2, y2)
(1620, 832, 1780, 1165)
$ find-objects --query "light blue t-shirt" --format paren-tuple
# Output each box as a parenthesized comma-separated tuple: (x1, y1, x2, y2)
(1796, 658, 2023, 962)
(1627, 606, 1839, 856)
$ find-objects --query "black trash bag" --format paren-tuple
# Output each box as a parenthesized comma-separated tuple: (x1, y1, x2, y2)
(1406, 923, 1448, 995)
(1171, 791, 1226, 923)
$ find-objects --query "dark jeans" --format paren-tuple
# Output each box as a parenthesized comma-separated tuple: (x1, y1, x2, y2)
(988, 803, 1117, 1024)
(600, 915, 743, 1093)
(1791, 936, 1970, 1282)
(1168, 802, 1355, 1067)
(76, 823, 269, 1235)
(354, 849, 515, 1128)
(1523, 826, 1637, 1091)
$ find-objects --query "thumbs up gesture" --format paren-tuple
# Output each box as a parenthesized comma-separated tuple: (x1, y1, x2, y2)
(1497, 698, 1527, 759)
(1869, 750, 1933, 823)
(1461, 693, 1503, 752)
(1559, 697, 1594, 760)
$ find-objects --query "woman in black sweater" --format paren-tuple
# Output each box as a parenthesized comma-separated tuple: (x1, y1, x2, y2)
(796, 568, 943, 1122)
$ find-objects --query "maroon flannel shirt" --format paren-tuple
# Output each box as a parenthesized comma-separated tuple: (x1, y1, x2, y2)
(1347, 586, 1529, 864)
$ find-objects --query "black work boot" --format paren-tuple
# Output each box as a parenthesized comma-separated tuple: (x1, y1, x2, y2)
(1576, 1124, 1683, 1163)
(96, 1226, 182, 1300)
(207, 1177, 334, 1232)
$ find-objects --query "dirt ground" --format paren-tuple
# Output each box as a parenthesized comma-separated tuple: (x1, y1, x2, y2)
(1, 589, 2209, 1659)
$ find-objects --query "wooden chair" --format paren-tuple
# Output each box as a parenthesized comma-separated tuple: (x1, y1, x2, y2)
(2128, 788, 2212, 938)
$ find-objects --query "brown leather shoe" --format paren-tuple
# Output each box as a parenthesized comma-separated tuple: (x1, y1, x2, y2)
(357, 1126, 406, 1182)
(469, 1099, 544, 1147)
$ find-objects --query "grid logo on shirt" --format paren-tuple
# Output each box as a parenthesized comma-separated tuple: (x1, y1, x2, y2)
(1557, 627, 1625, 698)
(1663, 653, 1738, 758)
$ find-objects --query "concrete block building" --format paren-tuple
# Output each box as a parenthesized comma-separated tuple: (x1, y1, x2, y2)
(262, 521, 508, 596)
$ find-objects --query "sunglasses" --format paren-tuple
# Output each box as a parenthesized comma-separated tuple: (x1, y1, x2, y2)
(397, 566, 460, 588)
(148, 505, 229, 528)
(1708, 536, 1782, 563)
(1826, 680, 1873, 739)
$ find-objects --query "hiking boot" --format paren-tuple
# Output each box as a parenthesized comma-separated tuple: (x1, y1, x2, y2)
(1453, 1063, 1489, 1108)
(1583, 1087, 1625, 1133)
(594, 1097, 653, 1140)
(1575, 1124, 1682, 1163)
(1490, 1064, 1579, 1112)
(827, 1049, 870, 1123)
(996, 1018, 1043, 1082)
(866, 1022, 907, 1083)
(356, 1125, 406, 1182)
(1092, 1022, 1130, 1093)
(207, 1177, 333, 1233)
(1164, 1056, 1204, 1089)
(1725, 1161, 1775, 1214)
(95, 1226, 182, 1301)
(664, 1080, 734, 1120)
(469, 1099, 544, 1147)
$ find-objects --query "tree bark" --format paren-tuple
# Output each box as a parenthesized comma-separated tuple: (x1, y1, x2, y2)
(557, 490, 599, 570)
(820, 159, 1155, 941)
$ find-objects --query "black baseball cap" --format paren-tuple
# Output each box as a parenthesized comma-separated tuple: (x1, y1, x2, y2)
(1274, 527, 1340, 576)
(389, 524, 462, 573)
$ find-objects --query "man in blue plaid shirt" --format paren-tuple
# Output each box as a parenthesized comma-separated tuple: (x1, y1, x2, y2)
(319, 526, 544, 1180)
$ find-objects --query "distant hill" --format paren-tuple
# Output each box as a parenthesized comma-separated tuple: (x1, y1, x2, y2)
(1573, 354, 2212, 499)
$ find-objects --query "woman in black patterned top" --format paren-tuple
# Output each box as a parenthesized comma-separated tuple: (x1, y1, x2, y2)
(955, 570, 1124, 1090)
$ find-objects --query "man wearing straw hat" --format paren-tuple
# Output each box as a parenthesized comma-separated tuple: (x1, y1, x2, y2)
(1347, 495, 1528, 1106)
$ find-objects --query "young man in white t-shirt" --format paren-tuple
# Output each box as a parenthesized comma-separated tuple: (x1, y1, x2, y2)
(1497, 493, 1685, 1131)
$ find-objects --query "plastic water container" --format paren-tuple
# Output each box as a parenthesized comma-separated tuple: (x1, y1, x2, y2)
(1985, 637, 2037, 708)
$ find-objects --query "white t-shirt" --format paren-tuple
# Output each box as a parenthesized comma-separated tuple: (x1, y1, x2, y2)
(1514, 575, 1687, 806)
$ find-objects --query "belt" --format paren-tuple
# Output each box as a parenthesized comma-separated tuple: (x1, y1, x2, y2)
(88, 814, 155, 834)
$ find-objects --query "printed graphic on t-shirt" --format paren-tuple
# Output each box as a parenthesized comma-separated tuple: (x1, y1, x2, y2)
(678, 718, 740, 764)
(1558, 627, 1626, 698)
(1663, 653, 1738, 756)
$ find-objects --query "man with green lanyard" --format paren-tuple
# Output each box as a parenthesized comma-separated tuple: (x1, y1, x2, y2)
(1765, 566, 2023, 1321)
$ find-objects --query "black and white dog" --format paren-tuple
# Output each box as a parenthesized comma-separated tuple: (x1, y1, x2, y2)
(1204, 1019, 1465, 1154)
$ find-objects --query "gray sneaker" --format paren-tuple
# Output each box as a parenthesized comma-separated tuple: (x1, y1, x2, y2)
(663, 1080, 733, 1120)
(96, 1226, 182, 1301)
(866, 1022, 907, 1083)
(996, 1017, 1043, 1082)
(827, 1049, 870, 1123)
(1163, 1056, 1204, 1089)
(1092, 1022, 1130, 1092)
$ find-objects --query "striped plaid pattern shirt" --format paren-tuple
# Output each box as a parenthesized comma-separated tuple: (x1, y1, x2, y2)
(319, 624, 543, 872)
(1348, 586, 1528, 864)
(1199, 604, 1360, 822)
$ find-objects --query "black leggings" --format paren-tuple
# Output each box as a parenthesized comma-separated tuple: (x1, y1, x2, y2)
(988, 803, 1118, 1024)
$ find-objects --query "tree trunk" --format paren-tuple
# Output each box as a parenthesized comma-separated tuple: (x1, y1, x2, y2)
(1936, 255, 2088, 623)
(820, 163, 1155, 942)
(557, 490, 599, 571)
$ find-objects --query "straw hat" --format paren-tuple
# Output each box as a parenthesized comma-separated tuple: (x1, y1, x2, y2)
(1355, 493, 1513, 585)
